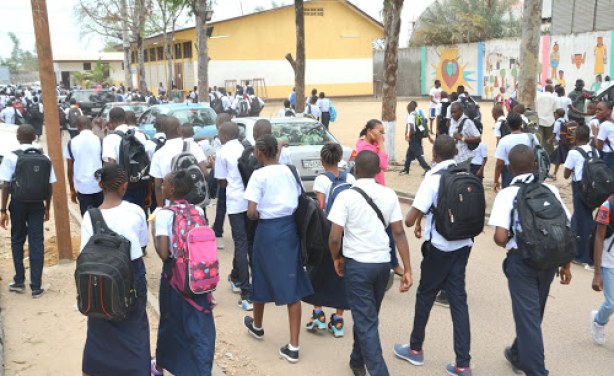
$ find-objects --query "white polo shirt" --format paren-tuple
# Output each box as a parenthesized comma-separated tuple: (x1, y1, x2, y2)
(244, 164, 301, 219)
(0, 144, 57, 184)
(471, 143, 488, 165)
(449, 115, 481, 164)
(488, 173, 570, 250)
(63, 130, 103, 194)
(215, 139, 248, 214)
(494, 115, 507, 138)
(597, 120, 614, 153)
(102, 124, 148, 163)
(149, 137, 207, 180)
(328, 178, 402, 263)
(412, 159, 473, 252)
(495, 133, 539, 166)
(316, 98, 331, 113)
(564, 145, 598, 182)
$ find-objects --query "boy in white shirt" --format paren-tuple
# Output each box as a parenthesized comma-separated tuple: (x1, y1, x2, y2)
(469, 142, 487, 180)
(429, 80, 442, 135)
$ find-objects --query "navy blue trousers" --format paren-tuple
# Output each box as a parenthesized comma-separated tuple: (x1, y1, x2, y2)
(213, 185, 226, 237)
(77, 192, 104, 217)
(229, 212, 253, 299)
(571, 181, 594, 264)
(9, 200, 44, 290)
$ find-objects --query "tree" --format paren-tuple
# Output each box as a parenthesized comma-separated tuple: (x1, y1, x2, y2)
(0, 32, 38, 74)
(517, 0, 542, 108)
(285, 0, 305, 113)
(411, 0, 521, 46)
(90, 59, 110, 84)
(381, 0, 404, 162)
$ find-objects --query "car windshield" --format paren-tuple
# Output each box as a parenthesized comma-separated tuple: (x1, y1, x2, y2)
(72, 90, 115, 103)
(172, 108, 216, 126)
(272, 122, 336, 146)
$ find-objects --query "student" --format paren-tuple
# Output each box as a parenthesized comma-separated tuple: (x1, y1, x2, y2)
(65, 116, 103, 216)
(246, 86, 265, 116)
(536, 85, 558, 156)
(564, 125, 596, 266)
(278, 99, 296, 117)
(0, 99, 17, 124)
(211, 113, 232, 248)
(243, 134, 314, 364)
(449, 102, 481, 168)
(494, 112, 540, 191)
(288, 87, 297, 109)
(470, 141, 487, 180)
(317, 92, 331, 128)
(394, 135, 474, 376)
(304, 96, 321, 120)
(488, 144, 572, 375)
(495, 86, 506, 108)
(80, 164, 150, 376)
(215, 122, 253, 311)
(548, 109, 570, 179)
(492, 105, 507, 145)
(429, 80, 442, 135)
(151, 170, 215, 376)
(399, 101, 432, 176)
(303, 143, 356, 337)
(181, 122, 195, 144)
(591, 193, 614, 345)
(595, 101, 614, 171)
(438, 91, 451, 136)
(306, 88, 318, 107)
(326, 149, 413, 375)
(0, 124, 56, 298)
(65, 98, 83, 138)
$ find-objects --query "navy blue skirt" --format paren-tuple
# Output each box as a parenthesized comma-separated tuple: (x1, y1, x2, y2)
(82, 258, 150, 376)
(156, 275, 215, 376)
(252, 216, 313, 305)
(303, 245, 350, 310)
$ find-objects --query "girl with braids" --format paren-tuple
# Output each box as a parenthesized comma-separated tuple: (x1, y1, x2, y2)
(80, 164, 150, 376)
(243, 134, 313, 363)
(303, 143, 355, 337)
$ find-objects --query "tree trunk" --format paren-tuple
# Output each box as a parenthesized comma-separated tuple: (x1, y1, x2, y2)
(195, 0, 209, 103)
(120, 0, 131, 88)
(294, 0, 305, 113)
(135, 0, 148, 93)
(381, 0, 404, 162)
(518, 0, 542, 108)
(164, 33, 174, 95)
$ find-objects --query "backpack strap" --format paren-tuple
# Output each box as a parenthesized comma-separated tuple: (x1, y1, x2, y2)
(576, 146, 590, 160)
(457, 118, 467, 135)
(287, 165, 306, 195)
(88, 208, 112, 235)
(351, 186, 386, 228)
(67, 139, 74, 160)
(183, 140, 189, 153)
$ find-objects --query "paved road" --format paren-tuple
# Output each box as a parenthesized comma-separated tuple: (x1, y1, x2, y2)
(142, 202, 612, 376)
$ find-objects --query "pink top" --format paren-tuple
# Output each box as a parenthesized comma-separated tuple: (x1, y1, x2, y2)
(356, 139, 388, 186)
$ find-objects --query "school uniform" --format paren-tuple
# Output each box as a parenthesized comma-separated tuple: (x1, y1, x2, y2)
(303, 172, 356, 310)
(64, 130, 103, 216)
(154, 204, 216, 375)
(149, 137, 207, 185)
(210, 136, 226, 238)
(304, 103, 321, 120)
(215, 139, 252, 299)
(495, 133, 540, 188)
(564, 145, 598, 264)
(449, 114, 481, 166)
(243, 165, 313, 305)
(593, 199, 614, 328)
(0, 144, 56, 292)
(597, 120, 614, 172)
(403, 110, 430, 173)
(470, 142, 487, 179)
(80, 202, 150, 376)
(429, 86, 442, 119)
(493, 115, 507, 139)
(488, 173, 570, 376)
(317, 98, 331, 128)
(551, 118, 569, 164)
(328, 178, 403, 376)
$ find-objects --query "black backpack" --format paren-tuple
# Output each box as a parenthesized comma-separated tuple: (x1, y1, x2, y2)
(212, 94, 224, 114)
(27, 103, 42, 123)
(285, 109, 296, 117)
(457, 118, 481, 151)
(237, 145, 261, 187)
(171, 141, 209, 207)
(499, 119, 511, 138)
(288, 165, 326, 267)
(249, 96, 262, 116)
(75, 208, 136, 321)
(432, 165, 486, 240)
(11, 148, 52, 203)
(68, 107, 81, 128)
(576, 147, 614, 209)
(114, 129, 150, 187)
(460, 97, 481, 121)
(511, 181, 576, 270)
(152, 136, 166, 152)
(528, 134, 551, 182)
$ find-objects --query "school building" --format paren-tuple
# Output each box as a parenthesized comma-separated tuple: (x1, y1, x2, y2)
(130, 0, 383, 99)
(53, 52, 125, 89)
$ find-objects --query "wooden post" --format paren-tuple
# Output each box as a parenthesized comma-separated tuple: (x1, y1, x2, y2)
(30, 0, 73, 260)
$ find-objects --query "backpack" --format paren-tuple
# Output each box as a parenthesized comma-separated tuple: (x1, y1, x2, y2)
(68, 107, 81, 129)
(560, 121, 578, 145)
(114, 129, 150, 186)
(498, 119, 511, 139)
(75, 208, 136, 321)
(432, 165, 486, 240)
(304, 104, 315, 119)
(13, 99, 26, 115)
(27, 103, 42, 123)
(329, 102, 337, 122)
(285, 109, 296, 117)
(249, 96, 262, 116)
(152, 136, 166, 152)
(460, 97, 481, 121)
(164, 200, 219, 300)
(236, 97, 250, 117)
(58, 107, 67, 129)
(288, 165, 326, 267)
(411, 111, 428, 140)
(212, 94, 224, 114)
(457, 118, 480, 151)
(511, 181, 576, 270)
(171, 141, 209, 207)
(589, 195, 614, 263)
(528, 134, 551, 182)
(237, 145, 262, 187)
(323, 172, 351, 213)
(440, 101, 451, 119)
(10, 148, 52, 203)
(576, 147, 614, 209)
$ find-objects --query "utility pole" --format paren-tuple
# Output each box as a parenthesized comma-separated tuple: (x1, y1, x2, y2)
(30, 0, 73, 260)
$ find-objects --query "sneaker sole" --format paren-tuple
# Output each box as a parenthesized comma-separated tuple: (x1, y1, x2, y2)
(8, 288, 25, 293)
(591, 311, 606, 345)
(393, 349, 424, 366)
(238, 302, 254, 311)
(434, 301, 450, 308)
(279, 350, 299, 364)
(244, 320, 264, 340)
(329, 328, 344, 338)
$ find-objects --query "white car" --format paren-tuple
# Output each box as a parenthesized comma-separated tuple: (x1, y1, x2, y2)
(231, 117, 352, 192)
(0, 123, 19, 165)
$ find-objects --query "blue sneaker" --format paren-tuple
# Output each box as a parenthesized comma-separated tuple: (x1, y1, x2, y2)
(393, 344, 424, 366)
(305, 309, 327, 332)
(446, 364, 472, 376)
(228, 275, 241, 294)
(238, 298, 254, 311)
(328, 314, 345, 338)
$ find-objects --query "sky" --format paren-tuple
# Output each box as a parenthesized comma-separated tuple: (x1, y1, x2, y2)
(0, 0, 435, 59)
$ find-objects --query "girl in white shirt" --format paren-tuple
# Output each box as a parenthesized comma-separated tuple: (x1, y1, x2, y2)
(243, 134, 313, 363)
(80, 164, 150, 376)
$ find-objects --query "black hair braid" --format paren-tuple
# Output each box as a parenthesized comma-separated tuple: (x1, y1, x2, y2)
(94, 164, 128, 192)
(320, 143, 343, 165)
(255, 134, 278, 160)
(169, 170, 194, 198)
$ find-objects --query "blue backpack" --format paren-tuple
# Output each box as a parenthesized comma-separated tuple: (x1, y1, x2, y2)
(324, 171, 351, 213)
(329, 102, 337, 122)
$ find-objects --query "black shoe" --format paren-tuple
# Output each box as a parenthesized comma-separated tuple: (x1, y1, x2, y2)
(434, 290, 449, 308)
(279, 344, 299, 364)
(8, 282, 25, 293)
(504, 346, 522, 374)
(350, 363, 367, 376)
(31, 288, 45, 299)
(243, 316, 264, 339)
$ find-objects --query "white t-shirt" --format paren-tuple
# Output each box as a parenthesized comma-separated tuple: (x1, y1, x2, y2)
(412, 160, 474, 252)
(0, 144, 57, 184)
(556, 96, 572, 119)
(564, 145, 598, 182)
(552, 118, 565, 142)
(149, 137, 207, 179)
(304, 103, 321, 119)
(244, 164, 301, 219)
(64, 130, 103, 194)
(597, 121, 614, 153)
(80, 201, 148, 260)
(102, 125, 148, 163)
(313, 172, 356, 205)
(494, 116, 507, 138)
(279, 147, 293, 165)
(316, 98, 331, 112)
(595, 199, 614, 268)
(327, 178, 402, 263)
(471, 143, 488, 165)
(154, 203, 205, 256)
(215, 139, 248, 215)
(449, 115, 481, 163)
(495, 133, 540, 165)
(488, 173, 570, 250)
(429, 87, 442, 109)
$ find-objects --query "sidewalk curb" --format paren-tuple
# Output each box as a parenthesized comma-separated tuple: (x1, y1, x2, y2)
(70, 205, 225, 376)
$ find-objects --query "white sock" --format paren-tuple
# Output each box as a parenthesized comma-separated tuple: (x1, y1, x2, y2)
(253, 324, 262, 331)
(288, 343, 299, 351)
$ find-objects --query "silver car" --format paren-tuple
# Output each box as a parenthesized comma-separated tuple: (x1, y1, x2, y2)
(231, 117, 352, 192)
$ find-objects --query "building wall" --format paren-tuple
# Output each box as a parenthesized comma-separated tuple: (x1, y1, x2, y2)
(54, 61, 124, 86)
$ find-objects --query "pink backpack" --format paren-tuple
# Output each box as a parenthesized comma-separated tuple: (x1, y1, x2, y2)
(165, 200, 219, 298)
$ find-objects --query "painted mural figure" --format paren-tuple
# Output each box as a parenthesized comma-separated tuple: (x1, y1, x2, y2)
(571, 52, 587, 69)
(595, 36, 607, 76)
(550, 42, 560, 79)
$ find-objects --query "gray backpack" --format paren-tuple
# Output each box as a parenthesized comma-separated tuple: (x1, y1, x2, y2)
(171, 141, 209, 207)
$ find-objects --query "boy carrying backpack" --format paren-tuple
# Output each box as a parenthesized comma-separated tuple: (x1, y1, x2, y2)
(400, 102, 432, 176)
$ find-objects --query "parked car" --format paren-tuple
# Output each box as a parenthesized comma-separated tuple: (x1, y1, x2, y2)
(92, 102, 151, 135)
(0, 123, 20, 166)
(593, 83, 614, 106)
(138, 103, 217, 140)
(231, 117, 352, 192)
(66, 89, 116, 118)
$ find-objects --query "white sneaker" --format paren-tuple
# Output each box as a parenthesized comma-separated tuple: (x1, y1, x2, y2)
(216, 237, 225, 249)
(239, 299, 254, 311)
(591, 310, 606, 345)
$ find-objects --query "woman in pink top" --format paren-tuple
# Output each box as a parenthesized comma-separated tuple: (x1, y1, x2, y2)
(355, 119, 388, 186)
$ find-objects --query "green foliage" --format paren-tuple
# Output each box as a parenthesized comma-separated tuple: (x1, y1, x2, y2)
(411, 0, 521, 46)
(0, 32, 38, 74)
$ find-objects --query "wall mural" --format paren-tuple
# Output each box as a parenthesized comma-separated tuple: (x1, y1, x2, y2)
(483, 39, 521, 100)
(427, 45, 477, 95)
